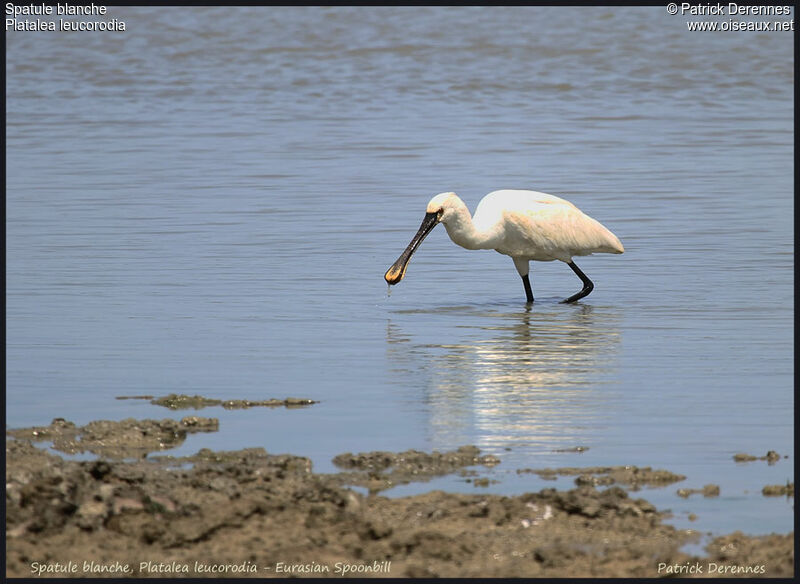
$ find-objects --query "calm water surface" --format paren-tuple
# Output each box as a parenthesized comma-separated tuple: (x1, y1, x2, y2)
(6, 7, 793, 537)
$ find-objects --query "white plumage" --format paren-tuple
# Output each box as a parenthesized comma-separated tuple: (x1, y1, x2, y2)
(385, 189, 623, 303)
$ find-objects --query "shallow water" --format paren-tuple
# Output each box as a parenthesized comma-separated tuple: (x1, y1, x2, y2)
(6, 6, 794, 537)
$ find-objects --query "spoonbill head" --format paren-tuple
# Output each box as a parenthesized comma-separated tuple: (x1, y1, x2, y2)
(384, 190, 624, 303)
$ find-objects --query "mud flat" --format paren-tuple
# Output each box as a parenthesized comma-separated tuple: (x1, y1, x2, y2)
(118, 394, 318, 410)
(6, 417, 219, 459)
(732, 451, 783, 464)
(329, 446, 501, 493)
(5, 420, 795, 578)
(517, 464, 687, 489)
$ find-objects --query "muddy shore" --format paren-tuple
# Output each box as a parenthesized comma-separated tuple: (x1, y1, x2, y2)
(6, 416, 794, 578)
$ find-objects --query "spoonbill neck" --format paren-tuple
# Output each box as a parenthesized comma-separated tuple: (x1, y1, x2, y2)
(441, 202, 495, 251)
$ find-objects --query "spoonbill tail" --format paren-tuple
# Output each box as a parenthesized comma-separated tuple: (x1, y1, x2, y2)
(384, 190, 624, 303)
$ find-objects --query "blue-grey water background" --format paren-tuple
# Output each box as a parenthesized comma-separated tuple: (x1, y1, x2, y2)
(6, 7, 793, 540)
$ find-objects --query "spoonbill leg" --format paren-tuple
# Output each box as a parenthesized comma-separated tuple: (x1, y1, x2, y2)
(522, 274, 534, 303)
(561, 261, 594, 304)
(513, 257, 534, 303)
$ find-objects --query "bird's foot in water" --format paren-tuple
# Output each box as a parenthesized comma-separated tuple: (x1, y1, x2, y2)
(561, 288, 592, 304)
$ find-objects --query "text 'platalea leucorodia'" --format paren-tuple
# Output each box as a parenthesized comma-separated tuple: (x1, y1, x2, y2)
(384, 190, 624, 303)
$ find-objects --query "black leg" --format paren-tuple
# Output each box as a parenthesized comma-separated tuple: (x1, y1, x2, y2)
(561, 261, 594, 303)
(521, 274, 534, 303)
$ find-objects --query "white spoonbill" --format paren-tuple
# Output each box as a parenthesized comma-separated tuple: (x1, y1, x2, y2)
(384, 190, 624, 303)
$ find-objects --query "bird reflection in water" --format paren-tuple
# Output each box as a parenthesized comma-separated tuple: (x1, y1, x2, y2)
(386, 303, 622, 454)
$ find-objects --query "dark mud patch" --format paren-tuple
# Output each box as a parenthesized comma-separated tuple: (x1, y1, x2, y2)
(6, 417, 219, 459)
(762, 483, 794, 497)
(517, 465, 686, 490)
(116, 395, 155, 400)
(120, 393, 318, 410)
(467, 477, 499, 488)
(733, 450, 783, 464)
(329, 446, 501, 494)
(552, 445, 590, 453)
(677, 484, 721, 498)
(6, 438, 793, 578)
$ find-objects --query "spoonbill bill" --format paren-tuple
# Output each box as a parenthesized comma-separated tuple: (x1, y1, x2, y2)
(384, 190, 624, 303)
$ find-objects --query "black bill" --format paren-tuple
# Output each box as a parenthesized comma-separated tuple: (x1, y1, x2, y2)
(384, 211, 440, 285)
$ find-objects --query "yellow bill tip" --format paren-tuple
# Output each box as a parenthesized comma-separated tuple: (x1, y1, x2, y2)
(384, 265, 405, 285)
